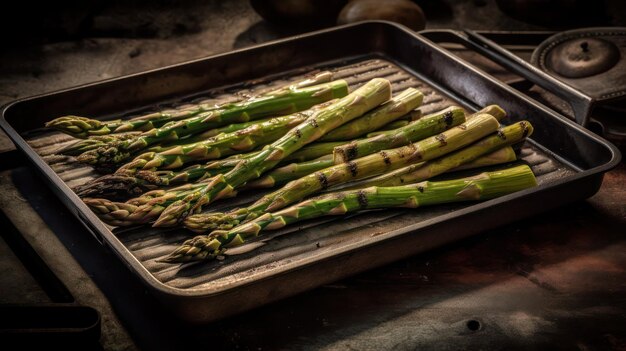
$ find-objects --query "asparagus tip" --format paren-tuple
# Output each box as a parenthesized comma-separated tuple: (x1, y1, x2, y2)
(153, 199, 191, 227)
(46, 115, 107, 138)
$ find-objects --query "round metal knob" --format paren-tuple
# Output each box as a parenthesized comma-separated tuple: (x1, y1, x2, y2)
(546, 37, 620, 78)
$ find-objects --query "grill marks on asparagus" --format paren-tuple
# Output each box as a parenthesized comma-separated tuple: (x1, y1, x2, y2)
(164, 164, 537, 263)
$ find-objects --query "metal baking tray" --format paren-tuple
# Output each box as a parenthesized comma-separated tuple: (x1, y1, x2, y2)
(1, 21, 620, 323)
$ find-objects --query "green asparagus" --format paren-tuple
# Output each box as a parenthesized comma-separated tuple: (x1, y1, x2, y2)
(332, 106, 466, 164)
(46, 72, 334, 138)
(163, 164, 537, 263)
(182, 113, 501, 233)
(153, 78, 393, 227)
(117, 100, 335, 173)
(318, 88, 423, 141)
(75, 80, 349, 167)
(342, 121, 532, 189)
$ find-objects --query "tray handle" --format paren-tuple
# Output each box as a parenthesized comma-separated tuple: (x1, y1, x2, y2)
(462, 29, 595, 127)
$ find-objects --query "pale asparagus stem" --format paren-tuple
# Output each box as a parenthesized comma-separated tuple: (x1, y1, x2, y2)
(75, 80, 349, 167)
(318, 88, 423, 141)
(153, 78, 393, 227)
(182, 113, 500, 233)
(452, 147, 516, 171)
(202, 141, 344, 171)
(163, 164, 537, 263)
(116, 100, 335, 174)
(46, 72, 333, 138)
(371, 104, 506, 136)
(333, 106, 466, 164)
(341, 121, 532, 189)
(469, 105, 506, 121)
(242, 155, 334, 189)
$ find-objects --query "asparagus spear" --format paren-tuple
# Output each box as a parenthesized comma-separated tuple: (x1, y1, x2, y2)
(318, 88, 423, 141)
(56, 132, 142, 156)
(75, 80, 349, 167)
(117, 100, 335, 173)
(453, 146, 516, 171)
(86, 79, 391, 225)
(182, 113, 501, 233)
(163, 164, 537, 263)
(341, 121, 531, 189)
(242, 155, 334, 189)
(333, 106, 466, 164)
(46, 72, 334, 138)
(74, 141, 343, 199)
(83, 182, 212, 226)
(153, 78, 393, 227)
(58, 112, 304, 157)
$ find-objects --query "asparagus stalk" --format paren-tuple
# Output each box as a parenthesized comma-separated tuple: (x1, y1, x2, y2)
(333, 106, 466, 164)
(242, 155, 334, 189)
(83, 182, 212, 226)
(46, 72, 333, 138)
(341, 121, 532, 189)
(163, 164, 537, 263)
(182, 113, 501, 233)
(153, 78, 393, 227)
(75, 80, 349, 167)
(56, 132, 142, 156)
(200, 141, 345, 172)
(318, 88, 423, 141)
(60, 113, 306, 157)
(453, 146, 516, 171)
(117, 100, 335, 173)
(83, 79, 391, 226)
(74, 141, 342, 199)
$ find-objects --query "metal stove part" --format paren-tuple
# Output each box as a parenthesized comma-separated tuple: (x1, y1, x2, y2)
(531, 27, 626, 102)
(546, 37, 620, 79)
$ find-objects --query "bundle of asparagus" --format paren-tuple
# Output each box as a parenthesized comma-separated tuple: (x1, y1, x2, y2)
(45, 71, 538, 266)
(46, 72, 335, 138)
(162, 164, 537, 263)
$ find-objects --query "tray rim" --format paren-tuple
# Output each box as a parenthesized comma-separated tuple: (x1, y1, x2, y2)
(0, 21, 622, 300)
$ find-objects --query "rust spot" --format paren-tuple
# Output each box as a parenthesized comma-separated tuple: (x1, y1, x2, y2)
(294, 128, 302, 138)
(316, 172, 329, 189)
(347, 161, 358, 177)
(443, 111, 454, 126)
(418, 186, 424, 193)
(380, 151, 391, 165)
(436, 134, 448, 146)
(309, 119, 319, 128)
(357, 190, 368, 208)
(520, 121, 529, 138)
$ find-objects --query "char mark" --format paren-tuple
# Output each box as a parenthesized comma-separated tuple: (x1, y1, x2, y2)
(316, 172, 329, 189)
(435, 134, 447, 146)
(379, 151, 391, 165)
(347, 161, 358, 177)
(497, 129, 507, 140)
(345, 142, 358, 161)
(520, 121, 529, 138)
(443, 111, 454, 126)
(357, 190, 368, 208)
